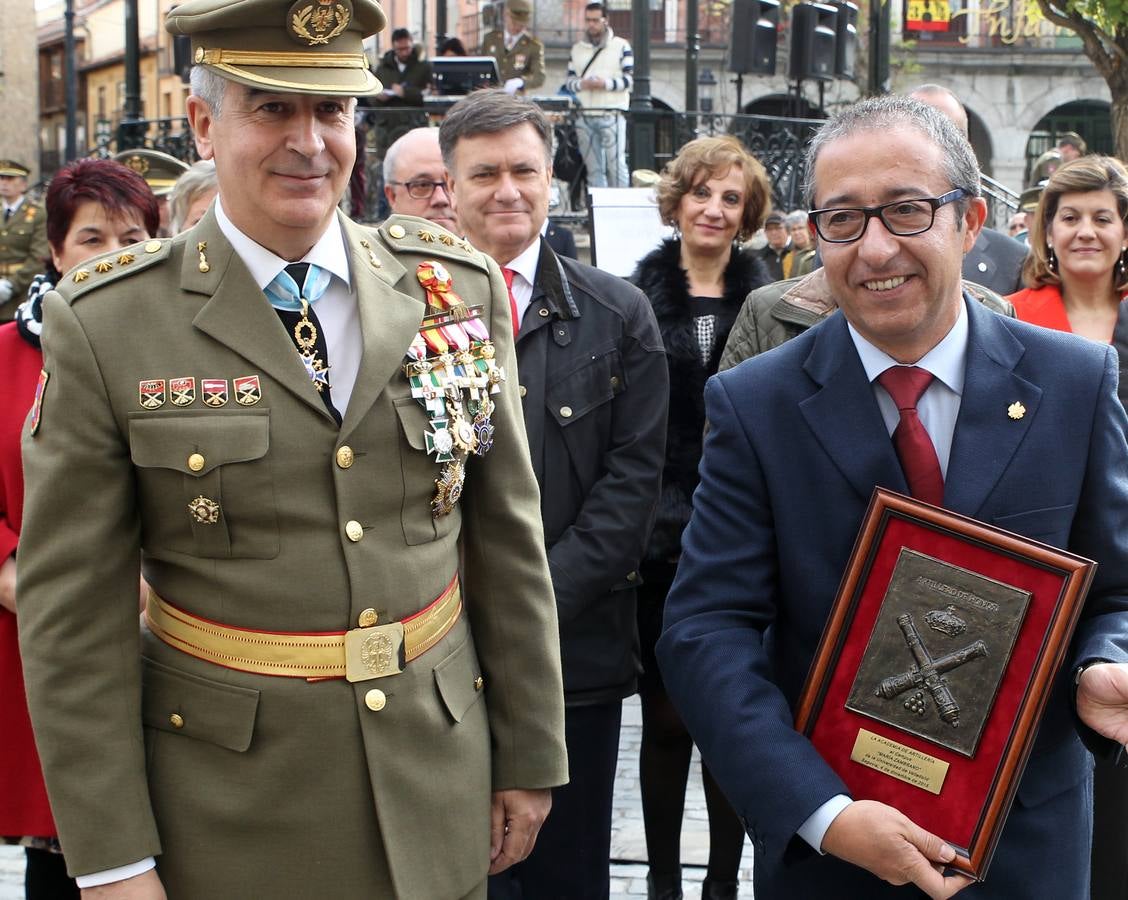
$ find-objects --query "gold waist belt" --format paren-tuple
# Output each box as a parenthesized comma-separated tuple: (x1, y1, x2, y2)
(145, 574, 462, 682)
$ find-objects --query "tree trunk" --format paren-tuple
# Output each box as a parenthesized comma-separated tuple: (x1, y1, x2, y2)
(1111, 69, 1128, 162)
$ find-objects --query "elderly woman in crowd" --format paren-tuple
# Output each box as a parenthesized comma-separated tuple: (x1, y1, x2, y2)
(629, 135, 772, 900)
(0, 157, 157, 898)
(1005, 154, 1128, 900)
(168, 159, 218, 234)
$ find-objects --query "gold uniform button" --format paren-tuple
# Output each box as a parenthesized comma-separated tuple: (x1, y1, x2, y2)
(560, 406, 573, 418)
(358, 608, 378, 627)
(345, 520, 364, 542)
(610, 376, 621, 389)
(365, 688, 387, 711)
(474, 676, 485, 692)
(144, 240, 162, 253)
(187, 453, 206, 472)
(169, 713, 185, 729)
(388, 224, 406, 239)
(336, 445, 355, 469)
(519, 385, 528, 398)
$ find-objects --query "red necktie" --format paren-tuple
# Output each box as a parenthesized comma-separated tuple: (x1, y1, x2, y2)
(501, 267, 520, 337)
(877, 366, 944, 506)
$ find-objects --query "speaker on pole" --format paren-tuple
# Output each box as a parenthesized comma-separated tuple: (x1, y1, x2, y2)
(788, 2, 837, 82)
(830, 0, 858, 78)
(729, 0, 780, 76)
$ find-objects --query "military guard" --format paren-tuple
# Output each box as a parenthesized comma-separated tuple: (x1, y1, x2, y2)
(17, 0, 567, 897)
(113, 149, 191, 237)
(478, 0, 545, 94)
(0, 160, 48, 321)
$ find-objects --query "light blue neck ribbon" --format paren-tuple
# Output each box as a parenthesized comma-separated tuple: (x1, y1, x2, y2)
(263, 263, 332, 312)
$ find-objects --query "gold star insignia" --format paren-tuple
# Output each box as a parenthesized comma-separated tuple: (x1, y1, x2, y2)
(1007, 401, 1026, 420)
(418, 229, 437, 243)
(118, 252, 135, 265)
(94, 260, 113, 273)
(439, 234, 456, 246)
(73, 269, 89, 283)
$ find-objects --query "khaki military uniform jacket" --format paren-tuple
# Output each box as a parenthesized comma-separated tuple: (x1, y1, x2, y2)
(478, 30, 545, 91)
(0, 198, 48, 320)
(18, 210, 567, 899)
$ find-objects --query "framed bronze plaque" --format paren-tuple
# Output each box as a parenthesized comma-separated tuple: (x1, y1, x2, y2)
(794, 488, 1095, 882)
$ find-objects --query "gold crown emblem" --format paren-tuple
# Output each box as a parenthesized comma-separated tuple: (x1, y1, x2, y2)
(287, 0, 353, 45)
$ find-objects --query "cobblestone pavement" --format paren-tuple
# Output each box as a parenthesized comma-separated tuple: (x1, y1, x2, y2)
(0, 695, 753, 899)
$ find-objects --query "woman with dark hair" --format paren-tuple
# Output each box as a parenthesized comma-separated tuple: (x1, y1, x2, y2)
(438, 36, 467, 56)
(0, 157, 157, 898)
(629, 135, 772, 900)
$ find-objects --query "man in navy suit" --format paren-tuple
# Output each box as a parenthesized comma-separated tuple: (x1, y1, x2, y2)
(657, 94, 1128, 899)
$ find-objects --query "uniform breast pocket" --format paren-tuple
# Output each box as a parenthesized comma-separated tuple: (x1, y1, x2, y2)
(546, 346, 625, 486)
(128, 410, 279, 559)
(394, 398, 461, 546)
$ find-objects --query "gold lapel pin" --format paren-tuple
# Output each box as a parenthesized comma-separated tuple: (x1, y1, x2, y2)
(1008, 401, 1026, 420)
(197, 241, 210, 274)
(359, 239, 382, 268)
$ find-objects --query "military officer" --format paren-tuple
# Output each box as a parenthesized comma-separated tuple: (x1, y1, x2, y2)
(0, 160, 48, 320)
(112, 149, 191, 238)
(17, 0, 567, 897)
(478, 0, 545, 94)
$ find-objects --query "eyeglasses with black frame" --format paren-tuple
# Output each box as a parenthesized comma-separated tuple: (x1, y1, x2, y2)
(388, 179, 448, 200)
(809, 188, 969, 243)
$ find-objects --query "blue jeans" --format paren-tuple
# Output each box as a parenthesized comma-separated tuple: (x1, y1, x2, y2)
(575, 111, 628, 188)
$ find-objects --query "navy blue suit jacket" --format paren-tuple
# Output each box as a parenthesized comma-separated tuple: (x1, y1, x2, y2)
(657, 297, 1128, 898)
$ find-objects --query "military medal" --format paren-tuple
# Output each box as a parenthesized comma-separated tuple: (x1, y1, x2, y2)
(170, 376, 196, 406)
(139, 379, 166, 410)
(234, 375, 262, 406)
(203, 378, 228, 407)
(293, 299, 331, 393)
(188, 495, 221, 525)
(405, 262, 507, 517)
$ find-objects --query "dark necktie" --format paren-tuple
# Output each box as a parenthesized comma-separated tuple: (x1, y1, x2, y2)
(877, 366, 944, 506)
(501, 267, 520, 337)
(265, 262, 340, 424)
(3, 208, 11, 223)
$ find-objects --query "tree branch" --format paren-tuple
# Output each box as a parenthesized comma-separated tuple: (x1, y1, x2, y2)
(1033, 0, 1126, 72)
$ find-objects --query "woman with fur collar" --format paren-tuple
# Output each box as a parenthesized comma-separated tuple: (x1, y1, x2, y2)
(629, 135, 772, 900)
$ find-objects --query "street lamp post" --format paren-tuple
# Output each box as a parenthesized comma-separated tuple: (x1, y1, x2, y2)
(118, 0, 146, 151)
(629, 0, 656, 172)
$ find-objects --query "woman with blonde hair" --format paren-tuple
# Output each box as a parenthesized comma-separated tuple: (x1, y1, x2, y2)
(629, 135, 772, 900)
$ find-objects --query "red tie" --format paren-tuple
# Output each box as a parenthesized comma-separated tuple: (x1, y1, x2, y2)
(501, 267, 520, 337)
(877, 366, 944, 506)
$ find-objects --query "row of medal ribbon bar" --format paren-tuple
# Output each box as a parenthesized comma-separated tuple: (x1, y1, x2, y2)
(138, 375, 262, 410)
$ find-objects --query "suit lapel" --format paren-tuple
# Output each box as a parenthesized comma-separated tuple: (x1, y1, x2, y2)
(339, 217, 426, 438)
(944, 299, 1040, 517)
(187, 214, 331, 419)
(800, 313, 909, 502)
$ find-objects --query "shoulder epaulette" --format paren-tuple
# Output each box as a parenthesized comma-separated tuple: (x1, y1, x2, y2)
(374, 216, 489, 273)
(54, 237, 172, 305)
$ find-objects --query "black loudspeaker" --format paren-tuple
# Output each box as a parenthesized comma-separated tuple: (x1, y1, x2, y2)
(830, 0, 858, 78)
(789, 2, 837, 82)
(173, 34, 192, 84)
(729, 0, 780, 75)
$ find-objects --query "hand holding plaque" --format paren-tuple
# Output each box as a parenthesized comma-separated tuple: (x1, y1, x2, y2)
(794, 489, 1096, 882)
(821, 800, 973, 899)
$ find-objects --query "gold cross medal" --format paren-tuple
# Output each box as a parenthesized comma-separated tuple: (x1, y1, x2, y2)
(294, 299, 331, 392)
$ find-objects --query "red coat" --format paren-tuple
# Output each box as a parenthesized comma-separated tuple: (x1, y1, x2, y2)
(1007, 284, 1072, 332)
(0, 320, 56, 837)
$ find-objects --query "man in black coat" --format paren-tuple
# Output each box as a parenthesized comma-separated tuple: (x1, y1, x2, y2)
(441, 89, 668, 900)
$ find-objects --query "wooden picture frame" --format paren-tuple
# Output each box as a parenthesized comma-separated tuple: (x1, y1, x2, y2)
(794, 488, 1096, 881)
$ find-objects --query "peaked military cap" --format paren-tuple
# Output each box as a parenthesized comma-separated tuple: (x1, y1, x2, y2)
(166, 0, 386, 96)
(506, 0, 532, 20)
(112, 149, 190, 197)
(0, 160, 30, 178)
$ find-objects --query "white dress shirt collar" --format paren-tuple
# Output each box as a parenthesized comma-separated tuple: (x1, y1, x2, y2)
(504, 237, 541, 326)
(214, 199, 352, 291)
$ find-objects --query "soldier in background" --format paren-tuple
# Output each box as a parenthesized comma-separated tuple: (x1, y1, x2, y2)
(112, 149, 190, 238)
(0, 160, 48, 321)
(478, 0, 545, 94)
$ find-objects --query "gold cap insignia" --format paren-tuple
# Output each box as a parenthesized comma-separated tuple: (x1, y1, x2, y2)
(123, 154, 150, 176)
(1007, 401, 1026, 420)
(288, 0, 353, 46)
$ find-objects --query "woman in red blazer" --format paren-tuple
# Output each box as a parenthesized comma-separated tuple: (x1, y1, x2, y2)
(1007, 155, 1128, 341)
(1005, 153, 1128, 900)
(1, 158, 157, 897)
